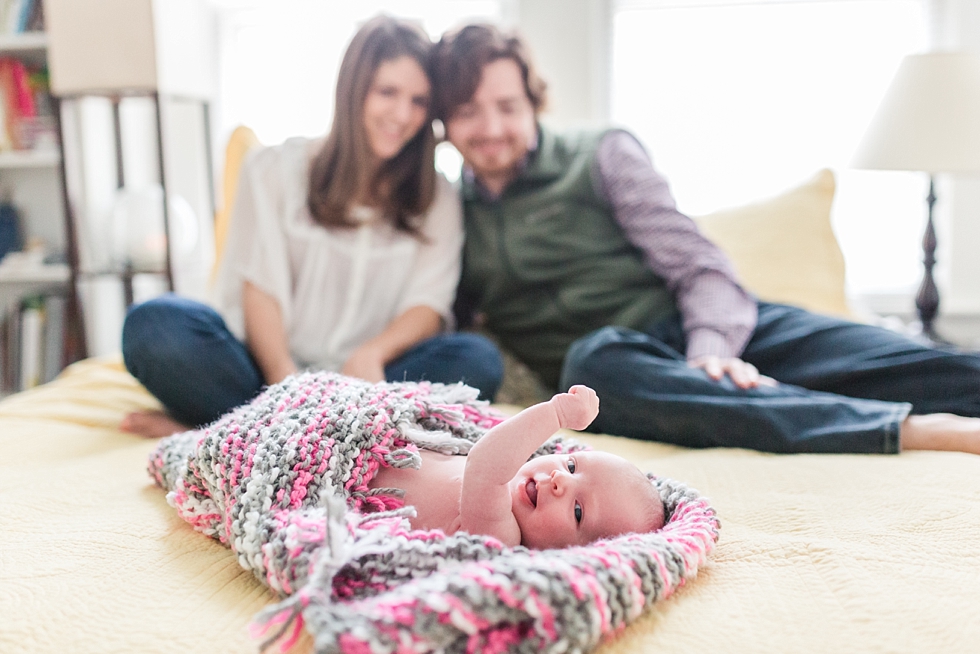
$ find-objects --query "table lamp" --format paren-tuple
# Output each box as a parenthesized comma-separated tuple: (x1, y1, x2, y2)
(851, 51, 980, 342)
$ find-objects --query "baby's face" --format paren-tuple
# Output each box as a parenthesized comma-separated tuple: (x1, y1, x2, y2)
(508, 451, 663, 550)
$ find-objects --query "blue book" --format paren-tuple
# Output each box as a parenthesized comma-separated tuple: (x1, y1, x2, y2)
(16, 0, 33, 33)
(0, 201, 22, 262)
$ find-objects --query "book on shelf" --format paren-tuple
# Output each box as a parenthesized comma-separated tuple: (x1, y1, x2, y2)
(0, 199, 22, 260)
(0, 0, 42, 35)
(1, 294, 17, 391)
(0, 290, 65, 394)
(0, 0, 52, 153)
(18, 292, 40, 387)
(0, 54, 52, 152)
(42, 292, 64, 383)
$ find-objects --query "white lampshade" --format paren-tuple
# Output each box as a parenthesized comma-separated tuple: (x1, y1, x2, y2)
(851, 52, 980, 174)
(45, 0, 214, 99)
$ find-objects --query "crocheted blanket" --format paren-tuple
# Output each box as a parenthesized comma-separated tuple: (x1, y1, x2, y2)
(149, 372, 720, 653)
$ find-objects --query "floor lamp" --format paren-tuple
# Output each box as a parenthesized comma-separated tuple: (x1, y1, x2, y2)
(852, 52, 980, 343)
(45, 0, 216, 357)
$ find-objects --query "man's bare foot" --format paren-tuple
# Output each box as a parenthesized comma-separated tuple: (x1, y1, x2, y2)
(119, 410, 190, 439)
(900, 413, 980, 454)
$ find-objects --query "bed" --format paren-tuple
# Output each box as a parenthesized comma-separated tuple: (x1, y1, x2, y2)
(3, 170, 980, 653)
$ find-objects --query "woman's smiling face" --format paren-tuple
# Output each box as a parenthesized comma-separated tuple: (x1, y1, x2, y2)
(361, 55, 431, 162)
(508, 451, 664, 550)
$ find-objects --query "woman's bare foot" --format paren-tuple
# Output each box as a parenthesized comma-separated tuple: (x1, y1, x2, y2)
(900, 413, 980, 454)
(119, 410, 190, 439)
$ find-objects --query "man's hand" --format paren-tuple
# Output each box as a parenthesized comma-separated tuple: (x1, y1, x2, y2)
(688, 355, 777, 389)
(552, 385, 600, 430)
(341, 344, 386, 383)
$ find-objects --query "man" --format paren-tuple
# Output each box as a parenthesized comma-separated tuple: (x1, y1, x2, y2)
(433, 22, 980, 455)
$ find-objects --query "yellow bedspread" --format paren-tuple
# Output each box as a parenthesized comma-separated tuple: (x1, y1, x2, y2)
(2, 357, 979, 653)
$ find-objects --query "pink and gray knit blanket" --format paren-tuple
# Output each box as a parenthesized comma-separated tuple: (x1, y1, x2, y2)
(149, 372, 719, 653)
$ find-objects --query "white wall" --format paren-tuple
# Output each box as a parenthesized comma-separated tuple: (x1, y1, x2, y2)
(511, 0, 611, 127)
(929, 0, 980, 316)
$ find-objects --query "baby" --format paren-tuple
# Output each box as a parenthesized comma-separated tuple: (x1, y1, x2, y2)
(369, 385, 666, 549)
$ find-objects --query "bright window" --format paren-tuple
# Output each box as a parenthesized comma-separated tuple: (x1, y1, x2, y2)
(612, 0, 928, 296)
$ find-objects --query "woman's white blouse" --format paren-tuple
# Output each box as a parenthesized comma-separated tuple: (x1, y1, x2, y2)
(211, 137, 464, 372)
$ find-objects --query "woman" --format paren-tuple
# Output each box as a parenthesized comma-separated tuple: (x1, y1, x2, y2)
(121, 15, 504, 438)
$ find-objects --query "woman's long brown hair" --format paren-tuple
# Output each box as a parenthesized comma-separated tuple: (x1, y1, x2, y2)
(307, 15, 436, 235)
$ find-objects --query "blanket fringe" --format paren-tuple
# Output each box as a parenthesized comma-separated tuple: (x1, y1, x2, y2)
(253, 600, 305, 653)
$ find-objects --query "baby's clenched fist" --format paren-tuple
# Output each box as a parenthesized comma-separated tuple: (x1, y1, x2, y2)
(551, 385, 600, 431)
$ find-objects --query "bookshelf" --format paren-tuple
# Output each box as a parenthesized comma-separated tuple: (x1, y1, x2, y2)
(0, 16, 71, 397)
(0, 30, 46, 53)
(0, 0, 218, 396)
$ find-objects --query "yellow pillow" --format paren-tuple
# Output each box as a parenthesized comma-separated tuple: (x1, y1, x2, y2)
(693, 169, 852, 318)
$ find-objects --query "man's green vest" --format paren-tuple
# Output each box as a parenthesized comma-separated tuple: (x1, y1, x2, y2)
(460, 127, 677, 389)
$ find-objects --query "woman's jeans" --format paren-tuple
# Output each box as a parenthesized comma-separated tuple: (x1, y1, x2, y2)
(561, 302, 980, 454)
(122, 294, 504, 427)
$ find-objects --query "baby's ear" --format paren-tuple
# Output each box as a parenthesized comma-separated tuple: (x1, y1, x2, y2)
(652, 496, 667, 532)
(644, 473, 667, 531)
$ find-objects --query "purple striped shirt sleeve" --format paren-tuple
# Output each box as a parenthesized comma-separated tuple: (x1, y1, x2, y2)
(592, 130, 757, 360)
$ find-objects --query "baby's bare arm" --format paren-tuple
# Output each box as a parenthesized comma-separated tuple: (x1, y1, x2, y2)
(459, 386, 599, 545)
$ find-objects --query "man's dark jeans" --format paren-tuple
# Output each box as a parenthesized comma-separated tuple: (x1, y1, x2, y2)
(562, 302, 980, 453)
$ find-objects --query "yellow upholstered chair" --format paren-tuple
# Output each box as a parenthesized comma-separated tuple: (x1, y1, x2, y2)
(212, 125, 262, 278)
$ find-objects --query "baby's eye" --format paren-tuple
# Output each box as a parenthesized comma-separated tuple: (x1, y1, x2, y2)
(574, 501, 583, 524)
(566, 458, 576, 474)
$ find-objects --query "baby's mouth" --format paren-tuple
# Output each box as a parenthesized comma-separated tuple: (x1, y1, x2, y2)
(525, 479, 538, 507)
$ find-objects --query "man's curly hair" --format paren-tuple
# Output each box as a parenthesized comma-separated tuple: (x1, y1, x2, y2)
(431, 22, 548, 122)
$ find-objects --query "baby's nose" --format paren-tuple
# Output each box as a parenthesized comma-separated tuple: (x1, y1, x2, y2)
(549, 469, 569, 495)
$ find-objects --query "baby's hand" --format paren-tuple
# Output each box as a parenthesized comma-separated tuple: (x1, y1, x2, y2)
(551, 385, 599, 430)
